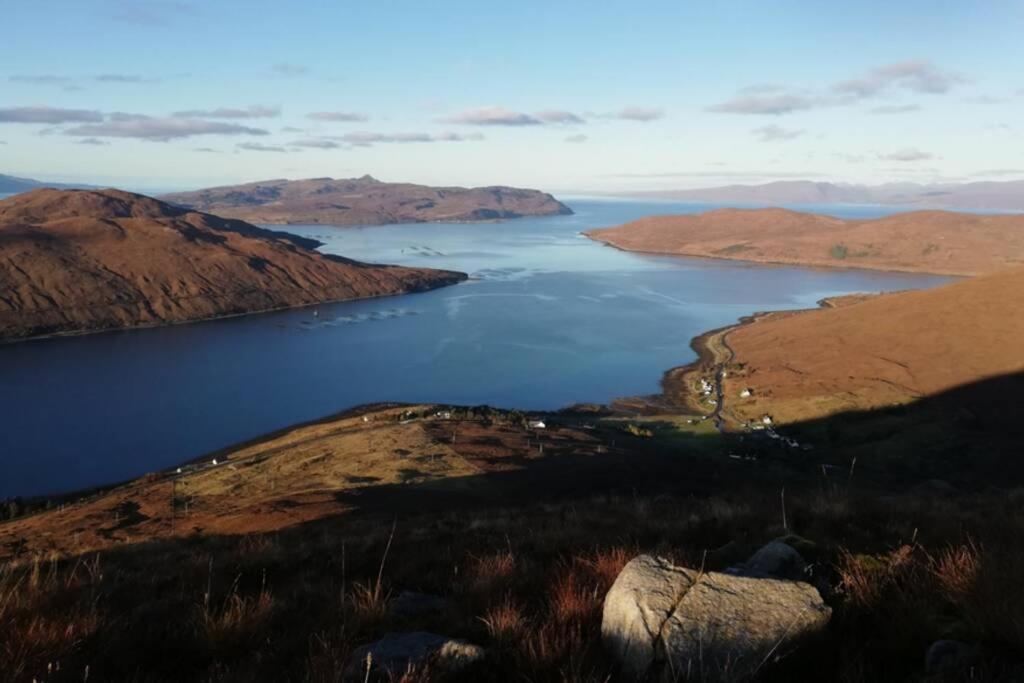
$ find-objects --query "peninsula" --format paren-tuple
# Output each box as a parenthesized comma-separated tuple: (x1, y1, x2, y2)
(0, 189, 466, 341)
(586, 207, 1024, 276)
(161, 175, 573, 226)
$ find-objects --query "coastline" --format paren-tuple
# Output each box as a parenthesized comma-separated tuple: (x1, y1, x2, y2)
(0, 272, 467, 345)
(584, 231, 975, 278)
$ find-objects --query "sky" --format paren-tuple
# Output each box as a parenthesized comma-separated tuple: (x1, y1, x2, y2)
(1, 0, 1023, 193)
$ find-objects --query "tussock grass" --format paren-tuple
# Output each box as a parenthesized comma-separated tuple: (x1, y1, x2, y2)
(2, 489, 1024, 681)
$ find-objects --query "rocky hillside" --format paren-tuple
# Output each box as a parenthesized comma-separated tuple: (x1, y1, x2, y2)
(161, 175, 573, 225)
(0, 189, 466, 340)
(587, 207, 1024, 276)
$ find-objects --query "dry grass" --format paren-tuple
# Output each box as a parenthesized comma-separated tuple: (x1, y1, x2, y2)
(2, 489, 1024, 681)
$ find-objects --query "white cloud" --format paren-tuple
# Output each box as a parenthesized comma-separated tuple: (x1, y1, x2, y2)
(307, 111, 369, 122)
(237, 142, 288, 153)
(610, 106, 664, 122)
(66, 114, 270, 141)
(0, 106, 103, 124)
(174, 105, 280, 119)
(877, 147, 934, 162)
(752, 125, 805, 142)
(442, 107, 542, 126)
(869, 104, 921, 114)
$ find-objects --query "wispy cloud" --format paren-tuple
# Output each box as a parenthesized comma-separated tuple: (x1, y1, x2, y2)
(443, 107, 542, 126)
(174, 105, 280, 119)
(338, 131, 483, 146)
(94, 73, 154, 83)
(307, 111, 368, 122)
(833, 60, 967, 98)
(708, 91, 819, 115)
(75, 138, 110, 146)
(290, 138, 342, 149)
(609, 106, 664, 122)
(10, 75, 75, 86)
(0, 106, 103, 124)
(869, 104, 921, 114)
(565, 134, 588, 143)
(710, 60, 966, 115)
(237, 142, 288, 153)
(974, 168, 1024, 176)
(66, 113, 270, 141)
(193, 147, 221, 153)
(271, 63, 309, 77)
(752, 124, 805, 142)
(877, 147, 934, 162)
(535, 110, 585, 124)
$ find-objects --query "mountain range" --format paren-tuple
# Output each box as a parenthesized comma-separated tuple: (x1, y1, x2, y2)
(630, 179, 1024, 211)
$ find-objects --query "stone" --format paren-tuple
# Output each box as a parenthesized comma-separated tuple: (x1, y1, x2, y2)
(601, 555, 699, 678)
(346, 631, 484, 677)
(744, 540, 809, 581)
(602, 554, 831, 681)
(925, 639, 977, 675)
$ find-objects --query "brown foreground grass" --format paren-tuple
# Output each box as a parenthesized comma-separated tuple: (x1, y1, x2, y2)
(3, 484, 1024, 682)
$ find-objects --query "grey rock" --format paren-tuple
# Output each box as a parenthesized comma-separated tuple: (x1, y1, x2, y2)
(925, 639, 977, 675)
(602, 554, 831, 681)
(744, 540, 808, 581)
(601, 555, 698, 678)
(347, 631, 484, 677)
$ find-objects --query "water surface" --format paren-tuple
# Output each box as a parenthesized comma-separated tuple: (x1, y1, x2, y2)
(0, 198, 951, 497)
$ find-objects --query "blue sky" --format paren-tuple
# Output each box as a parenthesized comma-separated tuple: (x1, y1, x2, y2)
(1, 0, 1022, 192)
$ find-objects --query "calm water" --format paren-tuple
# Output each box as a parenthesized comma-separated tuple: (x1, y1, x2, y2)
(0, 198, 951, 497)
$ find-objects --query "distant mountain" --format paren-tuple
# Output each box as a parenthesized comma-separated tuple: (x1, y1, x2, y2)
(587, 207, 1024, 276)
(0, 189, 466, 341)
(0, 173, 99, 194)
(161, 175, 573, 226)
(633, 179, 1024, 211)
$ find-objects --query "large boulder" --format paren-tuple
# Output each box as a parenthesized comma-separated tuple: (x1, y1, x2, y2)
(346, 631, 484, 678)
(743, 540, 808, 581)
(602, 555, 831, 681)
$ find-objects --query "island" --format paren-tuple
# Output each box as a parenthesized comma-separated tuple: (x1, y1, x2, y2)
(585, 207, 1024, 276)
(0, 189, 467, 341)
(160, 175, 573, 226)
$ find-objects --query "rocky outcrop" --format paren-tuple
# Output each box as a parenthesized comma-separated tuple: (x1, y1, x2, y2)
(161, 175, 572, 226)
(346, 631, 484, 677)
(0, 189, 467, 340)
(602, 554, 831, 681)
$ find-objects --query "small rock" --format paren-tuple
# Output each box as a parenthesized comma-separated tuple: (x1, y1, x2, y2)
(926, 639, 977, 674)
(347, 632, 484, 677)
(602, 554, 831, 681)
(388, 591, 449, 619)
(744, 540, 808, 581)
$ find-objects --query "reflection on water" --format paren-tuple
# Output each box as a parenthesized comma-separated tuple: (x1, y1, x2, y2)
(0, 198, 951, 497)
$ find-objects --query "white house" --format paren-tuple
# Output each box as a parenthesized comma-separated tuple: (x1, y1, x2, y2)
(529, 420, 546, 429)
(761, 415, 773, 425)
(740, 388, 753, 398)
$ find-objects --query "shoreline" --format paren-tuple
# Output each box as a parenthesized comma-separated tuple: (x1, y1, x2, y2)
(584, 232, 974, 278)
(0, 273, 467, 346)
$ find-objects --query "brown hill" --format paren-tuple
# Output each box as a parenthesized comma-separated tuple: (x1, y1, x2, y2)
(587, 207, 1024, 276)
(714, 266, 1024, 426)
(161, 175, 573, 225)
(0, 189, 466, 340)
